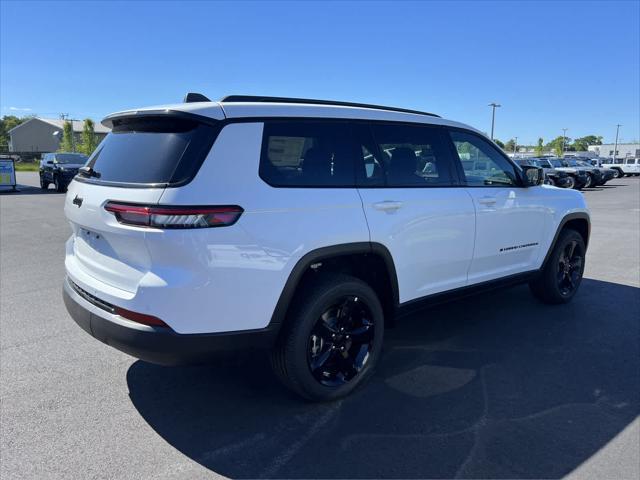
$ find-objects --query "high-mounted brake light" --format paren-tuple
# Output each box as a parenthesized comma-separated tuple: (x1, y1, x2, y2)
(104, 202, 243, 229)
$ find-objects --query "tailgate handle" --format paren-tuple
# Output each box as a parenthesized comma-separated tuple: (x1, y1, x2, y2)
(478, 196, 497, 205)
(373, 201, 403, 211)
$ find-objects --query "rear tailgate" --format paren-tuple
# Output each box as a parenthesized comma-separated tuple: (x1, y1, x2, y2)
(64, 182, 163, 292)
(64, 113, 220, 293)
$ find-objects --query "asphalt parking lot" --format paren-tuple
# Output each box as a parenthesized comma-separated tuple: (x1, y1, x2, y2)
(1, 172, 639, 479)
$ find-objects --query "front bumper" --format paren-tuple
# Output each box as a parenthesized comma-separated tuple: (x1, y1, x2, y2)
(63, 277, 279, 365)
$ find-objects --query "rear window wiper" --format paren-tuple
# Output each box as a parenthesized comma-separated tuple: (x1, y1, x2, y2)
(78, 166, 101, 178)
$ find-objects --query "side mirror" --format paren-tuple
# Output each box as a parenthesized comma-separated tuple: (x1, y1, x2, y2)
(521, 165, 544, 186)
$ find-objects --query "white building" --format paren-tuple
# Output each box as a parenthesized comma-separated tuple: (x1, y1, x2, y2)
(588, 143, 640, 159)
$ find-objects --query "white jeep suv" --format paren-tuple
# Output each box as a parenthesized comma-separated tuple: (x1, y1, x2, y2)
(63, 94, 590, 401)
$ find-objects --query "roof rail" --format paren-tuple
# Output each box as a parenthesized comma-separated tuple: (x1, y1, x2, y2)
(220, 95, 440, 118)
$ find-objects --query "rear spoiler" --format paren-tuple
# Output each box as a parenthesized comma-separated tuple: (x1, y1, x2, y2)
(101, 109, 222, 129)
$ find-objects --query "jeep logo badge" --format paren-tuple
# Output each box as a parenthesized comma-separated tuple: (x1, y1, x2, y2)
(72, 195, 83, 208)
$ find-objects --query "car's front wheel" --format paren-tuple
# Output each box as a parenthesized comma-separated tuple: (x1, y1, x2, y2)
(39, 174, 49, 190)
(583, 173, 593, 188)
(271, 273, 384, 401)
(529, 229, 585, 304)
(565, 176, 576, 189)
(54, 176, 66, 193)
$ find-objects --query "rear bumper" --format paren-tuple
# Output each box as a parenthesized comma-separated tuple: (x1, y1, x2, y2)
(63, 277, 279, 365)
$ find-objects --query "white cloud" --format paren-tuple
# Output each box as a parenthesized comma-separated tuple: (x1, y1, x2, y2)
(8, 106, 32, 112)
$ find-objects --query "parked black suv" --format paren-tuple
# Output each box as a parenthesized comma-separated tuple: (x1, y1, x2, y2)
(40, 153, 88, 192)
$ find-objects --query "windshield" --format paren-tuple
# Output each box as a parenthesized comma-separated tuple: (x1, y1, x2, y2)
(55, 153, 88, 164)
(564, 159, 579, 167)
(577, 160, 592, 167)
(549, 159, 563, 167)
(82, 116, 217, 185)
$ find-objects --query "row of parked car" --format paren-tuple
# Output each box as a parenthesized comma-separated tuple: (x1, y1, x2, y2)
(514, 156, 640, 190)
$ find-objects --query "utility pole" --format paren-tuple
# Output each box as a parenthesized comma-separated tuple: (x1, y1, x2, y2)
(514, 136, 518, 156)
(488, 103, 501, 140)
(613, 124, 622, 162)
(562, 128, 568, 156)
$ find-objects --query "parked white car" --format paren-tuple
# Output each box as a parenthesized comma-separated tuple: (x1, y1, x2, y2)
(597, 157, 640, 176)
(63, 94, 590, 400)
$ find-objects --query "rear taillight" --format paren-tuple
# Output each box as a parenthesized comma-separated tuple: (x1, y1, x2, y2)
(104, 202, 243, 229)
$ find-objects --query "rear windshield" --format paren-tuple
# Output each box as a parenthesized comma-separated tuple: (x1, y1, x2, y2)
(82, 116, 217, 186)
(55, 153, 88, 164)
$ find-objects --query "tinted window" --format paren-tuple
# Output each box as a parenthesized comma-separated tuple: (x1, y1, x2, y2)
(54, 153, 88, 164)
(450, 130, 518, 186)
(260, 121, 355, 187)
(356, 123, 453, 187)
(82, 116, 217, 185)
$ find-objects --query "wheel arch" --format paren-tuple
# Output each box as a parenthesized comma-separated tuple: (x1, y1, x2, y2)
(541, 212, 590, 269)
(269, 242, 399, 330)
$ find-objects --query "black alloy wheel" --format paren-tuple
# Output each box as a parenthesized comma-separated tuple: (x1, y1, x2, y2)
(307, 296, 374, 387)
(529, 228, 586, 304)
(556, 239, 584, 297)
(271, 273, 384, 401)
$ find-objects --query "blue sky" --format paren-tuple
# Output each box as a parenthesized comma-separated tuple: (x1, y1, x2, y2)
(1, 0, 639, 145)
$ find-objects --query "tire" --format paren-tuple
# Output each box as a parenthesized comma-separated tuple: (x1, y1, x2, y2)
(583, 173, 592, 188)
(613, 169, 623, 179)
(39, 175, 49, 190)
(544, 176, 556, 186)
(565, 176, 576, 189)
(271, 273, 384, 401)
(529, 229, 586, 305)
(54, 176, 66, 193)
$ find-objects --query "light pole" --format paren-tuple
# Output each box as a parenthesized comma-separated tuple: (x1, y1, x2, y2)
(562, 128, 568, 156)
(488, 103, 501, 140)
(613, 124, 622, 162)
(513, 136, 518, 156)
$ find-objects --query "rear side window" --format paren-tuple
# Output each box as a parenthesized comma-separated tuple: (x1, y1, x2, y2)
(260, 121, 355, 187)
(356, 123, 454, 187)
(82, 116, 217, 186)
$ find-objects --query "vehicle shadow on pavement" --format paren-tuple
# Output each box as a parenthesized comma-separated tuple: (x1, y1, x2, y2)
(127, 279, 640, 479)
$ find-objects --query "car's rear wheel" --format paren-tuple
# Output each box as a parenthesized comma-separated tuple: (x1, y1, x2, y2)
(529, 229, 585, 304)
(271, 273, 384, 401)
(544, 176, 555, 186)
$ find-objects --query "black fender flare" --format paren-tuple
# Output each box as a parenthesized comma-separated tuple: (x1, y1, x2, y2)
(540, 212, 590, 270)
(268, 242, 399, 328)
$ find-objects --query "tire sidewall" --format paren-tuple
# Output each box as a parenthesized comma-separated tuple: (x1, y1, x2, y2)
(284, 277, 384, 401)
(544, 230, 586, 303)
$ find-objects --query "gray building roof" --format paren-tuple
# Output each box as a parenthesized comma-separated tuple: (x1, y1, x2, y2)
(8, 117, 111, 134)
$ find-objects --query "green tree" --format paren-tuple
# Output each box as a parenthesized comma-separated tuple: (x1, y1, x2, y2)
(546, 136, 571, 157)
(78, 119, 98, 155)
(58, 120, 75, 152)
(534, 137, 544, 156)
(493, 139, 505, 149)
(573, 135, 603, 152)
(0, 115, 26, 150)
(504, 138, 517, 152)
